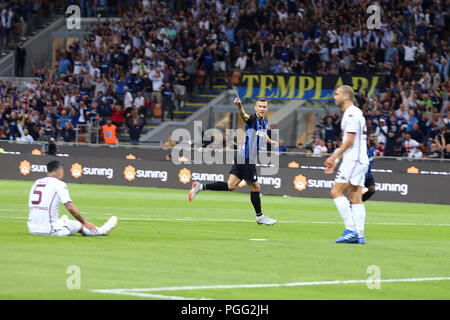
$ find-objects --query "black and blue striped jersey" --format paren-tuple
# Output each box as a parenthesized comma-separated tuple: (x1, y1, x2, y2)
(237, 114, 268, 163)
(366, 145, 376, 178)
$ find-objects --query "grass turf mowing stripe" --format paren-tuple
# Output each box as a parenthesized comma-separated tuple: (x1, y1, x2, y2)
(1, 214, 449, 227)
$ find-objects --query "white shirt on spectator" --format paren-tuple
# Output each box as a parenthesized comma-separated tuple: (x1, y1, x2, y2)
(132, 35, 142, 47)
(95, 35, 102, 48)
(404, 45, 417, 62)
(383, 29, 394, 44)
(235, 55, 247, 70)
(395, 108, 409, 119)
(131, 58, 140, 74)
(313, 145, 328, 155)
(124, 91, 133, 109)
(375, 124, 388, 144)
(327, 29, 338, 43)
(221, 40, 230, 53)
(199, 19, 210, 31)
(405, 138, 421, 158)
(134, 96, 144, 108)
(149, 71, 163, 91)
(64, 94, 77, 107)
(73, 60, 82, 75)
(343, 32, 353, 50)
(277, 10, 288, 22)
(18, 133, 34, 143)
(122, 43, 131, 55)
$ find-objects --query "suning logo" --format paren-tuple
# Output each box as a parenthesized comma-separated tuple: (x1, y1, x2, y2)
(19, 160, 47, 175)
(71, 163, 114, 179)
(192, 172, 224, 182)
(258, 176, 281, 189)
(123, 165, 167, 182)
(375, 183, 408, 195)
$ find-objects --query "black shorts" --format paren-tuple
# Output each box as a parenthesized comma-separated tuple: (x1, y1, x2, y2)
(365, 174, 375, 188)
(229, 163, 258, 183)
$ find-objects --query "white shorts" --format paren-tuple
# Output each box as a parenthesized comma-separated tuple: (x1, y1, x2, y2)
(335, 160, 368, 187)
(215, 61, 226, 72)
(29, 219, 82, 236)
(174, 84, 186, 96)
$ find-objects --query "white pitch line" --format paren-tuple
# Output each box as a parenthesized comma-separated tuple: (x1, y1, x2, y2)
(91, 289, 202, 300)
(1, 213, 449, 227)
(91, 277, 450, 299)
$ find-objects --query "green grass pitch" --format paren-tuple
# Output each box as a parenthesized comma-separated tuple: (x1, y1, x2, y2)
(0, 179, 449, 300)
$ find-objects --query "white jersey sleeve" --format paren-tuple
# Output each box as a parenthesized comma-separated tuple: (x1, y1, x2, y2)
(344, 113, 359, 134)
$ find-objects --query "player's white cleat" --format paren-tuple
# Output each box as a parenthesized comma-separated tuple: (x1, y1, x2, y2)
(188, 182, 202, 202)
(256, 214, 277, 226)
(60, 215, 69, 223)
(102, 216, 118, 235)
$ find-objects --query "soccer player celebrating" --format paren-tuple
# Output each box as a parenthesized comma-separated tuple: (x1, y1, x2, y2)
(324, 85, 369, 244)
(362, 132, 377, 201)
(188, 93, 278, 225)
(27, 160, 117, 236)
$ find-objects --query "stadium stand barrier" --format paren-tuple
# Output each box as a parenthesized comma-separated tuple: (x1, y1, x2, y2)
(1, 141, 449, 205)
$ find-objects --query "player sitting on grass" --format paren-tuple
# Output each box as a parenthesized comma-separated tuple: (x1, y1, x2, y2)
(27, 160, 117, 236)
(188, 93, 278, 226)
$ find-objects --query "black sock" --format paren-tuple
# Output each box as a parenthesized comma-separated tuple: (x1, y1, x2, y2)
(362, 190, 375, 202)
(251, 191, 262, 216)
(204, 181, 229, 191)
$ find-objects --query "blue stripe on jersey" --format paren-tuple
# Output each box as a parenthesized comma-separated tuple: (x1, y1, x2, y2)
(366, 145, 376, 178)
(241, 116, 268, 161)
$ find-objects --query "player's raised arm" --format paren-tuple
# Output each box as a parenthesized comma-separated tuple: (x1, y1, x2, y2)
(234, 92, 249, 122)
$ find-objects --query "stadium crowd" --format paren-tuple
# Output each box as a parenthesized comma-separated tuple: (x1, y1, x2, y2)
(0, 0, 449, 157)
(0, 0, 63, 50)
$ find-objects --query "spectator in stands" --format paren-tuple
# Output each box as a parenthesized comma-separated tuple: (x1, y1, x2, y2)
(324, 116, 336, 142)
(175, 64, 188, 109)
(278, 139, 287, 152)
(410, 122, 425, 144)
(161, 82, 175, 122)
(15, 40, 26, 77)
(375, 118, 388, 145)
(403, 132, 423, 158)
(162, 134, 176, 148)
(312, 138, 327, 156)
(58, 53, 71, 75)
(111, 104, 125, 128)
(17, 127, 34, 143)
(235, 51, 248, 71)
(101, 119, 117, 145)
(123, 86, 134, 113)
(427, 143, 442, 158)
(312, 124, 323, 140)
(149, 69, 163, 109)
(378, 125, 401, 157)
(58, 120, 75, 143)
(125, 113, 145, 144)
(200, 45, 215, 92)
(326, 140, 336, 154)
